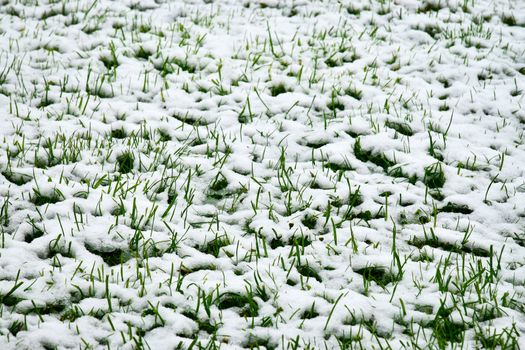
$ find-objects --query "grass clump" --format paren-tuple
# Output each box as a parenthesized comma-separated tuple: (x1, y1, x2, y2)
(327, 91, 345, 111)
(325, 160, 353, 172)
(399, 211, 429, 226)
(417, 1, 443, 14)
(243, 335, 276, 350)
(202, 235, 230, 257)
(410, 235, 462, 254)
(354, 138, 394, 170)
(157, 129, 171, 142)
(305, 140, 329, 149)
(388, 166, 418, 184)
(24, 227, 44, 243)
(135, 46, 153, 60)
(173, 57, 196, 73)
(209, 174, 228, 192)
(354, 266, 398, 287)
(345, 86, 362, 100)
(439, 202, 473, 214)
(409, 228, 490, 257)
(288, 234, 312, 247)
(117, 152, 134, 174)
(207, 174, 229, 200)
(7, 320, 25, 336)
(111, 128, 126, 139)
(31, 188, 65, 206)
(85, 244, 130, 266)
(173, 113, 207, 126)
(427, 304, 466, 348)
(422, 24, 441, 39)
(60, 306, 84, 322)
(269, 83, 288, 96)
(182, 311, 219, 334)
(100, 55, 118, 70)
(301, 303, 319, 319)
(24, 218, 45, 243)
(501, 14, 518, 26)
(385, 120, 413, 136)
(216, 292, 258, 317)
(296, 264, 322, 282)
(349, 210, 383, 222)
(475, 325, 520, 349)
(270, 237, 285, 249)
(2, 171, 32, 185)
(301, 214, 317, 230)
(424, 163, 445, 189)
(348, 190, 364, 207)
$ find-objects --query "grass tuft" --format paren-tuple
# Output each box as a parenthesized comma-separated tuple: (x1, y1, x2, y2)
(354, 266, 399, 286)
(385, 120, 413, 136)
(216, 292, 259, 317)
(117, 152, 134, 174)
(296, 264, 322, 282)
(270, 83, 288, 96)
(354, 138, 394, 170)
(424, 163, 445, 189)
(31, 188, 65, 206)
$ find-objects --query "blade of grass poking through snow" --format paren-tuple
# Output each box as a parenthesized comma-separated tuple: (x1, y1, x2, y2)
(484, 173, 499, 204)
(324, 292, 345, 331)
(1, 280, 23, 304)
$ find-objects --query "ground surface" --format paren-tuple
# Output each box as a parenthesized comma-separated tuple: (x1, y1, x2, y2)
(0, 0, 525, 349)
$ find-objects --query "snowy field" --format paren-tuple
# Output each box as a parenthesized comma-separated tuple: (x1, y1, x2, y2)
(0, 0, 525, 349)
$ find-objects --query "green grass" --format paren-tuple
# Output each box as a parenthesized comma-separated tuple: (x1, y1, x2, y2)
(216, 292, 259, 317)
(269, 83, 288, 96)
(202, 235, 230, 257)
(354, 138, 394, 170)
(439, 202, 473, 214)
(301, 214, 317, 229)
(117, 152, 134, 173)
(354, 266, 399, 287)
(2, 171, 32, 185)
(385, 120, 413, 136)
(296, 264, 322, 282)
(31, 188, 65, 206)
(424, 163, 446, 188)
(111, 128, 126, 139)
(85, 244, 130, 266)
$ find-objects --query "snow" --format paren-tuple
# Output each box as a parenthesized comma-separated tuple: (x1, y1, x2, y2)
(0, 0, 524, 349)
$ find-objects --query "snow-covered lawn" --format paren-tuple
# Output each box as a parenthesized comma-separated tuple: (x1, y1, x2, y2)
(0, 0, 524, 348)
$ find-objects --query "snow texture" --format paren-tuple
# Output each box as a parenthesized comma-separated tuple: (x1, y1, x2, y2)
(0, 0, 525, 349)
